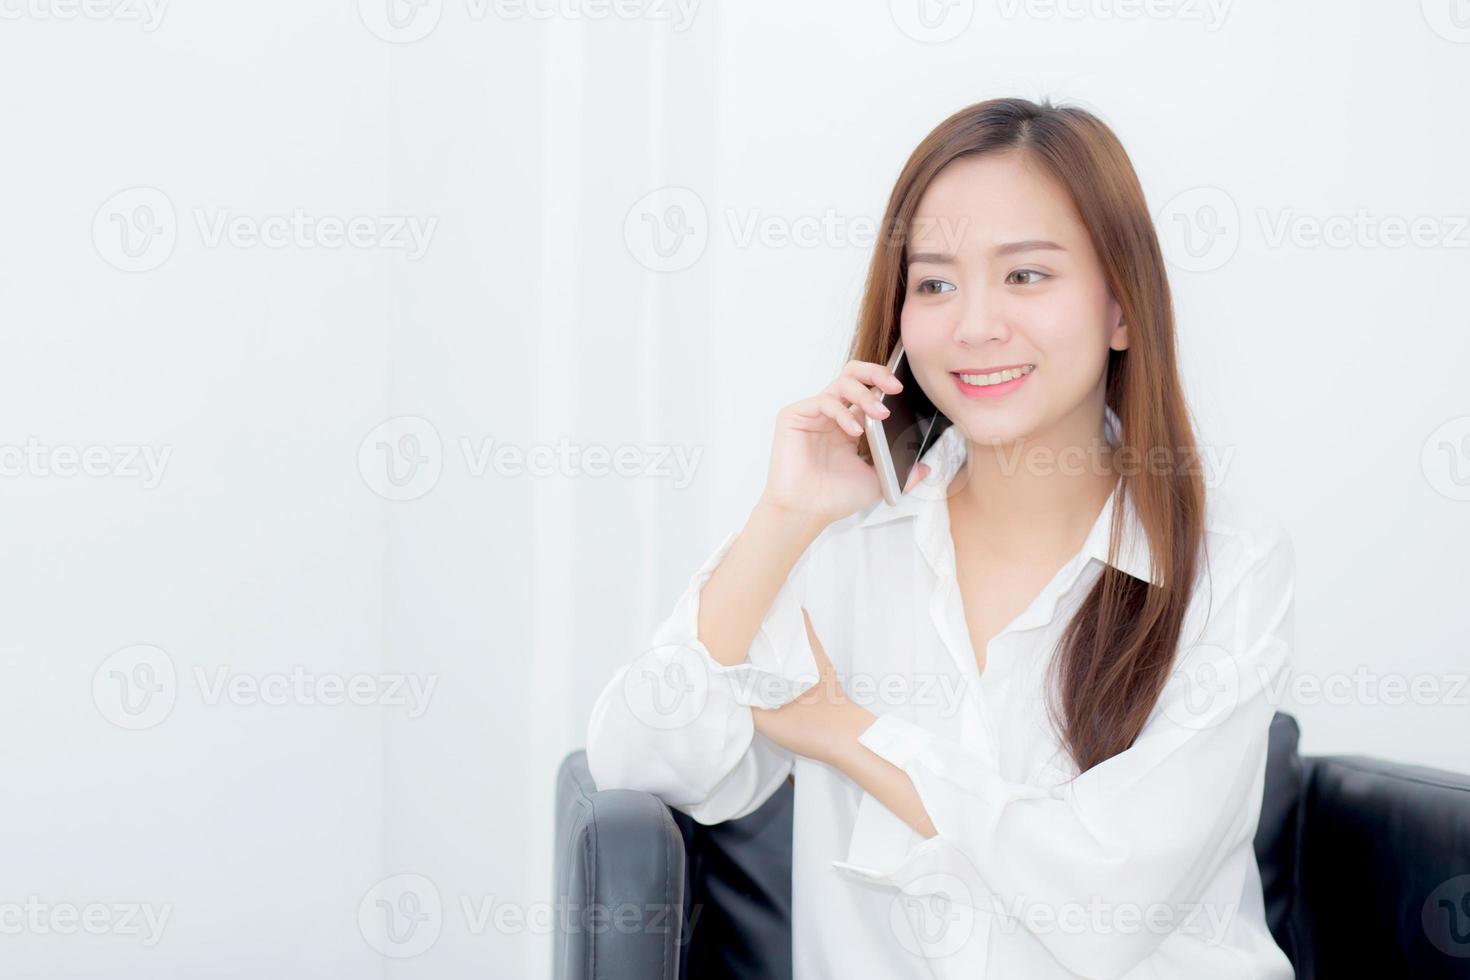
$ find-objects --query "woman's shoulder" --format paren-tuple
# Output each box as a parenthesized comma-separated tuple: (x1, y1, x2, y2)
(1195, 485, 1297, 597)
(1202, 486, 1294, 553)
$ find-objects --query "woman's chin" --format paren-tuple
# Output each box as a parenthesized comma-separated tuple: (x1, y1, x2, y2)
(949, 409, 1037, 448)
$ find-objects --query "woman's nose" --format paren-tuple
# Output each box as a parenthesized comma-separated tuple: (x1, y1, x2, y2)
(952, 288, 1013, 346)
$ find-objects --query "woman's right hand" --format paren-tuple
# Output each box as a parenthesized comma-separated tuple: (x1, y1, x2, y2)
(759, 359, 932, 526)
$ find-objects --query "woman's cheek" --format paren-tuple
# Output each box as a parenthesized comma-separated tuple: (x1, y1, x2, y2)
(900, 303, 950, 347)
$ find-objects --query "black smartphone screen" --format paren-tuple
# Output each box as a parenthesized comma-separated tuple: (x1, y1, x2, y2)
(881, 346, 952, 494)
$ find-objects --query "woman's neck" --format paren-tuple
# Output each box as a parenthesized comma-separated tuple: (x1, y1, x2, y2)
(948, 409, 1119, 564)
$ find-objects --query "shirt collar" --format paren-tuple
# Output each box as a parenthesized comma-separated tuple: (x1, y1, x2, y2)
(857, 404, 1157, 585)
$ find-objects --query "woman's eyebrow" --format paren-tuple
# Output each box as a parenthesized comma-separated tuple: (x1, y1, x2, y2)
(994, 239, 1066, 257)
(906, 240, 1066, 265)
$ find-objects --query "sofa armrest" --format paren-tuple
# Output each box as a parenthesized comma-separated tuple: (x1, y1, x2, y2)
(1294, 753, 1470, 980)
(554, 750, 687, 980)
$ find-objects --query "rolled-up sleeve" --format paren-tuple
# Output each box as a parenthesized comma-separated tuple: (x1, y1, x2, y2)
(835, 524, 1296, 980)
(585, 524, 827, 825)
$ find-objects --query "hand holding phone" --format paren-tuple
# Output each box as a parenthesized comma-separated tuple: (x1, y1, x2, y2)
(864, 343, 953, 506)
(759, 346, 952, 527)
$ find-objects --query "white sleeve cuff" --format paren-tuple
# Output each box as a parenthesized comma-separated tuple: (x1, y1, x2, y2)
(857, 712, 938, 768)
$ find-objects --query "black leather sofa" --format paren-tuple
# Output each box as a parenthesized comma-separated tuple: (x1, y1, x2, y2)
(553, 712, 1470, 979)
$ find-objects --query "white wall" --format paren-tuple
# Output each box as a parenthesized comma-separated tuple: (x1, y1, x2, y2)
(1, 1, 1465, 977)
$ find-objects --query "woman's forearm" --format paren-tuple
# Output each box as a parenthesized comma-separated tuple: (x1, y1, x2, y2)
(824, 703, 939, 839)
(696, 498, 828, 668)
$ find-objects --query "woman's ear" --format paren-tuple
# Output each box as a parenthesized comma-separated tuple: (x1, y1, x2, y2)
(1108, 309, 1128, 352)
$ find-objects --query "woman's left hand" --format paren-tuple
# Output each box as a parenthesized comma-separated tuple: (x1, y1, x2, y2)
(751, 609, 873, 765)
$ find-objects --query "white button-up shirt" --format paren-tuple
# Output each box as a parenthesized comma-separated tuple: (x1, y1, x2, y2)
(586, 406, 1297, 980)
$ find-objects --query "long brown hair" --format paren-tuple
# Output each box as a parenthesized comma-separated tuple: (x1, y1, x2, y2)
(846, 97, 1206, 774)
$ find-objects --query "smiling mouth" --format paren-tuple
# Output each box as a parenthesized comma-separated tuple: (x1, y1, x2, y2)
(952, 364, 1035, 387)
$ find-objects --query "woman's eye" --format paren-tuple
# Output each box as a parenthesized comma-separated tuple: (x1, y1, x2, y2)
(1007, 269, 1048, 285)
(917, 279, 955, 295)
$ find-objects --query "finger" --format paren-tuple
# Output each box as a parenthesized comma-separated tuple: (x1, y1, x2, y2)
(816, 394, 865, 438)
(903, 461, 932, 493)
(843, 358, 904, 395)
(834, 374, 892, 423)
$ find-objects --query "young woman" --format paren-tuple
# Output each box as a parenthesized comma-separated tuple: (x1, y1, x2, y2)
(586, 97, 1296, 979)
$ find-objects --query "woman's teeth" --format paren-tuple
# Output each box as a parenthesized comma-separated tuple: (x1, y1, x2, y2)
(958, 364, 1035, 387)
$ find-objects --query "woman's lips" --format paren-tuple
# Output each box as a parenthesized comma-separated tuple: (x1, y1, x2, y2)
(952, 369, 1033, 400)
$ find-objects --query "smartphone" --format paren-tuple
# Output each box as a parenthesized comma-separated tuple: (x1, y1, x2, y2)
(865, 343, 953, 506)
